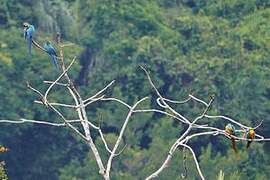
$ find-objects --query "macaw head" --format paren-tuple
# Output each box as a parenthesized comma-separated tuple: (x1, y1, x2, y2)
(23, 22, 30, 30)
(45, 37, 51, 45)
(0, 146, 8, 153)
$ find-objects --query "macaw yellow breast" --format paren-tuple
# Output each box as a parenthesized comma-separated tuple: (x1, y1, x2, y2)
(249, 129, 255, 139)
(225, 124, 234, 135)
(225, 127, 233, 135)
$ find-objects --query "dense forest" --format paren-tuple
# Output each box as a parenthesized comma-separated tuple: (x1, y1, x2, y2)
(1, 0, 270, 179)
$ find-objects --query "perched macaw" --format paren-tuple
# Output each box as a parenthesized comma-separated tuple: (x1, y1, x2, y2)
(23, 22, 35, 56)
(225, 123, 238, 154)
(246, 128, 255, 149)
(43, 41, 59, 68)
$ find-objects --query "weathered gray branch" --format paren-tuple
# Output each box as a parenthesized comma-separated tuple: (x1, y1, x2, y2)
(141, 66, 270, 180)
(105, 97, 149, 179)
(0, 119, 66, 127)
(1, 46, 270, 180)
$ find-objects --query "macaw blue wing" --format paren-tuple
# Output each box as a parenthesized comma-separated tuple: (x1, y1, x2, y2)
(25, 25, 35, 56)
(47, 44, 57, 56)
(50, 54, 59, 68)
(27, 36, 32, 56)
(27, 25, 35, 36)
(44, 43, 59, 69)
(24, 30, 27, 39)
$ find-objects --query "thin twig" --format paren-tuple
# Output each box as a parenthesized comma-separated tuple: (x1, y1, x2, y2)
(254, 120, 263, 129)
(43, 81, 69, 87)
(44, 56, 76, 102)
(83, 80, 115, 103)
(27, 82, 44, 99)
(100, 97, 132, 109)
(34, 100, 77, 108)
(84, 95, 105, 107)
(32, 39, 47, 52)
(189, 94, 208, 106)
(0, 119, 66, 127)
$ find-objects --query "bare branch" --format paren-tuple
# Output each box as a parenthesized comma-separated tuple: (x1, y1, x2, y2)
(162, 96, 191, 104)
(0, 119, 66, 127)
(60, 43, 75, 48)
(189, 94, 208, 106)
(48, 104, 87, 140)
(230, 133, 270, 142)
(141, 66, 190, 123)
(140, 65, 162, 97)
(180, 144, 205, 180)
(146, 131, 217, 180)
(43, 81, 69, 87)
(66, 120, 99, 129)
(84, 95, 105, 107)
(3, 49, 270, 180)
(27, 81, 45, 99)
(204, 115, 249, 129)
(100, 97, 132, 109)
(66, 82, 106, 176)
(34, 100, 77, 109)
(181, 144, 188, 179)
(113, 144, 127, 157)
(201, 95, 215, 116)
(56, 32, 108, 176)
(133, 109, 187, 124)
(83, 80, 115, 103)
(156, 97, 169, 108)
(105, 97, 149, 179)
(254, 120, 263, 129)
(98, 129, 114, 153)
(44, 56, 77, 102)
(191, 95, 215, 125)
(32, 39, 47, 52)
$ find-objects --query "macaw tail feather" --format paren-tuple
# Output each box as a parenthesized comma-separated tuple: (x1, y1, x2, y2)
(50, 55, 59, 69)
(246, 140, 252, 149)
(231, 138, 238, 154)
(27, 37, 32, 56)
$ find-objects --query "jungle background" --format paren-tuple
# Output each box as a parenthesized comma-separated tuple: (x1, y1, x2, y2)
(0, 0, 270, 179)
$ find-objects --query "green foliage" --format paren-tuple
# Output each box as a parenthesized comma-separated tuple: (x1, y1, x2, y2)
(0, 163, 8, 180)
(200, 144, 270, 180)
(1, 0, 270, 179)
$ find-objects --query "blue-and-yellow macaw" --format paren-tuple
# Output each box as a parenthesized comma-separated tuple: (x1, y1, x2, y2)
(43, 41, 59, 68)
(225, 123, 238, 154)
(246, 128, 255, 149)
(23, 22, 35, 56)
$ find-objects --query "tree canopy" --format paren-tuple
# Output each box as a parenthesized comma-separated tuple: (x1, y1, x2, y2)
(0, 0, 270, 179)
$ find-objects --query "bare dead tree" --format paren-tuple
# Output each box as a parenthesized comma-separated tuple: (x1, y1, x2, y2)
(139, 66, 270, 180)
(0, 33, 150, 180)
(1, 33, 270, 180)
